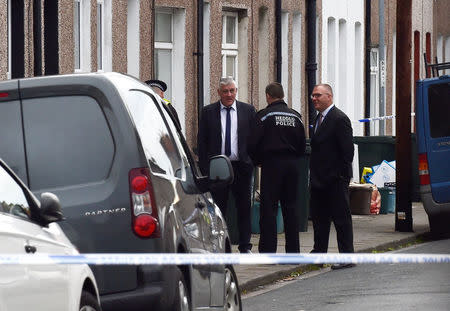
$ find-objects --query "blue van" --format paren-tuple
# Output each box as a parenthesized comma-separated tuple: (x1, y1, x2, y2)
(415, 74, 450, 235)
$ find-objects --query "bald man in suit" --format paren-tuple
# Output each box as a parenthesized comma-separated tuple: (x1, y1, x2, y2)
(309, 83, 356, 270)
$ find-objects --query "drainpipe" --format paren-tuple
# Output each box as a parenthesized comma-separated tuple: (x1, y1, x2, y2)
(306, 0, 317, 133)
(150, 0, 155, 77)
(43, 0, 58, 75)
(378, 0, 386, 135)
(364, 0, 371, 136)
(275, 0, 282, 83)
(33, 0, 42, 76)
(197, 0, 204, 126)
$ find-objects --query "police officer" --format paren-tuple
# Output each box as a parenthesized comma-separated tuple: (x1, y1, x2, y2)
(248, 82, 306, 253)
(145, 79, 181, 129)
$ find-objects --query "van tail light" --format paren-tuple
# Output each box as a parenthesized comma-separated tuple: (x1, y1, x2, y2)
(129, 168, 160, 238)
(418, 153, 430, 185)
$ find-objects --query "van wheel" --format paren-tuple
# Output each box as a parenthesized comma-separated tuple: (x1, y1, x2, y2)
(174, 267, 191, 311)
(429, 214, 450, 238)
(79, 291, 101, 311)
(225, 265, 242, 311)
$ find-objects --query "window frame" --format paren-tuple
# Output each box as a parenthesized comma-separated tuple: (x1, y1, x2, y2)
(97, 0, 104, 71)
(221, 11, 239, 86)
(222, 12, 238, 50)
(154, 9, 174, 99)
(74, 0, 82, 72)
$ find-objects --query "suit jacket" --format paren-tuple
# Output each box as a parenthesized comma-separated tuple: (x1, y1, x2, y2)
(310, 106, 354, 189)
(197, 100, 256, 174)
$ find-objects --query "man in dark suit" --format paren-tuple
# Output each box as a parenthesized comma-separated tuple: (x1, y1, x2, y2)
(197, 77, 256, 253)
(309, 83, 356, 269)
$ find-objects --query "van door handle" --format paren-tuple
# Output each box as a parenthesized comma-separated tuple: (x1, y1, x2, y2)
(25, 245, 37, 254)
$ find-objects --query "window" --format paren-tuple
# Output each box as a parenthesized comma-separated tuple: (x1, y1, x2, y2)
(124, 90, 183, 178)
(0, 164, 30, 219)
(153, 8, 186, 133)
(7, 0, 11, 79)
(428, 83, 450, 138)
(97, 0, 104, 71)
(154, 10, 173, 100)
(222, 12, 238, 83)
(23, 96, 114, 190)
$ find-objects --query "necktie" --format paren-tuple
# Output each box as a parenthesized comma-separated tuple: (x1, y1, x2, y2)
(316, 113, 323, 132)
(225, 107, 232, 156)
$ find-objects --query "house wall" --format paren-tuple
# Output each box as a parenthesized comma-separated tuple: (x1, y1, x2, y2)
(2, 1, 447, 145)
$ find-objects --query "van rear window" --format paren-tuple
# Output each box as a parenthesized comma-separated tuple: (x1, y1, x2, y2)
(23, 96, 114, 190)
(428, 82, 450, 138)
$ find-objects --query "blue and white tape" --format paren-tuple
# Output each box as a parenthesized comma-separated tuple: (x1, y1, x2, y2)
(358, 112, 416, 123)
(1, 253, 449, 265)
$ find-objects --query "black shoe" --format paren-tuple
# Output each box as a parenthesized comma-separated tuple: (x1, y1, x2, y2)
(240, 249, 252, 254)
(331, 263, 356, 270)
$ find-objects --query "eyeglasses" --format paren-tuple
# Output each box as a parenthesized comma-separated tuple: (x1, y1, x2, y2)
(310, 93, 329, 99)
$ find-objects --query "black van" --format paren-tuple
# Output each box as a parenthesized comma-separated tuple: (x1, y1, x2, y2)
(0, 73, 241, 311)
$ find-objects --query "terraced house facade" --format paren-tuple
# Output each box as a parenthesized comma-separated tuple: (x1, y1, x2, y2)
(1, 0, 449, 145)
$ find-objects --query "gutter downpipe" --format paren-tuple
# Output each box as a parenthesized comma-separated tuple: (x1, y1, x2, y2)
(151, 0, 155, 77)
(33, 0, 42, 76)
(379, 0, 385, 134)
(197, 0, 204, 127)
(275, 0, 282, 83)
(306, 0, 317, 134)
(364, 0, 371, 136)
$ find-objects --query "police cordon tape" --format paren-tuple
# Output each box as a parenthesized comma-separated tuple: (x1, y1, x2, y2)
(357, 112, 415, 123)
(1, 253, 449, 265)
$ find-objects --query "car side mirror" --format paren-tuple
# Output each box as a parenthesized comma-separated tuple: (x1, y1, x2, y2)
(208, 155, 234, 189)
(39, 192, 64, 224)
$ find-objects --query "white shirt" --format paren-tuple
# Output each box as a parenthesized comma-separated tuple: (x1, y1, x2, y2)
(220, 101, 239, 161)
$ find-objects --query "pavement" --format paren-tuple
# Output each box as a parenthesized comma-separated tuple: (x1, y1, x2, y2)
(231, 202, 430, 293)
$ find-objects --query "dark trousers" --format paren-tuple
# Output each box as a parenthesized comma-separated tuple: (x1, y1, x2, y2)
(310, 179, 354, 253)
(211, 161, 253, 252)
(259, 155, 301, 253)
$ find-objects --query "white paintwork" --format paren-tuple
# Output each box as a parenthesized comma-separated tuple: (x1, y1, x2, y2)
(172, 8, 186, 134)
(127, 0, 140, 78)
(321, 0, 365, 136)
(281, 12, 289, 103)
(292, 13, 302, 113)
